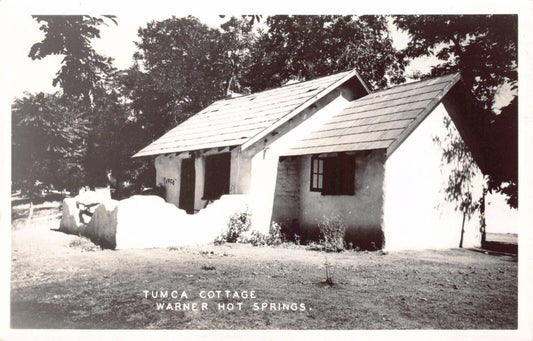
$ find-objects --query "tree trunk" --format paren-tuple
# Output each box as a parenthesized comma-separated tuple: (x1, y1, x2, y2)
(459, 211, 466, 248)
(480, 188, 487, 246)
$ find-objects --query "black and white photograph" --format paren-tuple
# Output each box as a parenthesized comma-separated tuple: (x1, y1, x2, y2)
(1, 1, 531, 340)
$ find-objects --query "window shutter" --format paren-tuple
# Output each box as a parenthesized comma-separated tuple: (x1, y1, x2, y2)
(342, 154, 355, 195)
(321, 157, 336, 195)
(321, 154, 355, 195)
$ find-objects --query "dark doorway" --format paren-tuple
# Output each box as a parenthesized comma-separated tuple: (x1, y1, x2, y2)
(179, 158, 195, 214)
(203, 153, 231, 201)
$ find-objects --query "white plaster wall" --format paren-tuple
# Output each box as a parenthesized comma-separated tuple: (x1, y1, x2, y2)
(249, 94, 351, 233)
(83, 194, 250, 249)
(59, 198, 84, 234)
(272, 157, 300, 226)
(230, 148, 254, 194)
(297, 151, 385, 247)
(155, 154, 181, 207)
(193, 156, 206, 211)
(383, 103, 483, 251)
(485, 191, 518, 234)
(156, 149, 255, 213)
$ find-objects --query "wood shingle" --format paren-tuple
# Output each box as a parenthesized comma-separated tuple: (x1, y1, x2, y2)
(284, 73, 461, 156)
(133, 70, 355, 157)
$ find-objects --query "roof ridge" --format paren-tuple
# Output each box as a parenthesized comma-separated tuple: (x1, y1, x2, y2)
(369, 72, 461, 96)
(209, 69, 353, 104)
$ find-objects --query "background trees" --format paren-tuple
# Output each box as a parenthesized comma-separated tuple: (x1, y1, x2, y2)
(29, 15, 117, 105)
(393, 15, 518, 208)
(244, 15, 406, 92)
(12, 93, 88, 217)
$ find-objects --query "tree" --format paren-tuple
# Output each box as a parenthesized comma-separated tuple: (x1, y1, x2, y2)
(244, 15, 406, 92)
(26, 15, 140, 194)
(485, 97, 518, 208)
(433, 117, 483, 247)
(12, 93, 88, 220)
(29, 15, 117, 105)
(393, 15, 518, 208)
(133, 16, 231, 122)
(218, 16, 258, 96)
(124, 16, 258, 150)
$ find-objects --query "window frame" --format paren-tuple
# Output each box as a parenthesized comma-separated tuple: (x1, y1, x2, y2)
(310, 156, 324, 192)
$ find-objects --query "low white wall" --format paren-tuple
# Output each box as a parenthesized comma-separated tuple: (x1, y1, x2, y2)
(81, 194, 249, 249)
(59, 188, 112, 235)
(383, 103, 483, 251)
(59, 198, 84, 235)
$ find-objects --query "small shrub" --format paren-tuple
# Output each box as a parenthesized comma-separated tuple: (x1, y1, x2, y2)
(248, 222, 286, 247)
(266, 221, 284, 246)
(215, 211, 251, 244)
(248, 230, 267, 246)
(213, 234, 226, 245)
(318, 214, 347, 286)
(318, 214, 346, 252)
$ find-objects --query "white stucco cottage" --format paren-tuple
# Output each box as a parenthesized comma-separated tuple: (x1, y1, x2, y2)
(133, 69, 485, 251)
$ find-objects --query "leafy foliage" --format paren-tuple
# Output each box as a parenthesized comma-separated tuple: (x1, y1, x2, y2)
(123, 16, 259, 171)
(245, 15, 406, 92)
(247, 221, 286, 247)
(433, 116, 484, 247)
(29, 15, 117, 104)
(393, 15, 518, 207)
(318, 214, 346, 252)
(12, 93, 89, 197)
(215, 211, 252, 244)
(318, 214, 346, 285)
(394, 15, 517, 110)
(433, 117, 482, 219)
(485, 97, 518, 208)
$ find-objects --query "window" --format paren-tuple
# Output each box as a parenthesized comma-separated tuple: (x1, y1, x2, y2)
(203, 153, 231, 200)
(310, 154, 355, 196)
(310, 157, 324, 192)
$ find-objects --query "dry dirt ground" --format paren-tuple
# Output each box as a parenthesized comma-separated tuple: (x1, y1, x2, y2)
(10, 199, 517, 330)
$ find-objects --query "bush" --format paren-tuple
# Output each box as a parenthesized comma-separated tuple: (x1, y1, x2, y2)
(215, 211, 251, 244)
(248, 230, 267, 246)
(266, 221, 284, 246)
(247, 222, 286, 247)
(318, 214, 346, 286)
(318, 214, 346, 252)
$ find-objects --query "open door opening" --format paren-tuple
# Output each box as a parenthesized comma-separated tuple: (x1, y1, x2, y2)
(203, 153, 231, 201)
(179, 158, 195, 214)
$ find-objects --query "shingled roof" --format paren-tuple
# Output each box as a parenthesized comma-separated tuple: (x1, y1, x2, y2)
(283, 73, 462, 156)
(133, 69, 365, 157)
